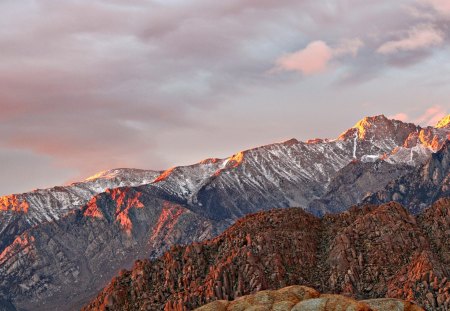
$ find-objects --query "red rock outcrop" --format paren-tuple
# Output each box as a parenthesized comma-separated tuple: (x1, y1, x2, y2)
(83, 198, 450, 311)
(0, 195, 29, 213)
(83, 188, 146, 234)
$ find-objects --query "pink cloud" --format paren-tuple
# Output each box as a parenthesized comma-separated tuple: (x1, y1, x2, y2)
(377, 24, 444, 54)
(276, 41, 332, 75)
(388, 113, 409, 122)
(413, 105, 448, 126)
(388, 107, 449, 126)
(275, 38, 363, 75)
(423, 0, 450, 16)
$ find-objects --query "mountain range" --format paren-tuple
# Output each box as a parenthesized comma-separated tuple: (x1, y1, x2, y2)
(0, 114, 449, 310)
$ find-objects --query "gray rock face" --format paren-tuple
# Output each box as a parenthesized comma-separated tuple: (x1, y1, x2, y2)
(0, 299, 15, 311)
(308, 160, 413, 215)
(365, 141, 450, 214)
(0, 115, 448, 310)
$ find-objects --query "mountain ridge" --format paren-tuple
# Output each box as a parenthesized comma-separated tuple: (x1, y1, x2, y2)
(0, 114, 448, 310)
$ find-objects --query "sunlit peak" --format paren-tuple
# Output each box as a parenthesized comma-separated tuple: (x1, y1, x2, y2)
(227, 151, 245, 168)
(435, 114, 450, 129)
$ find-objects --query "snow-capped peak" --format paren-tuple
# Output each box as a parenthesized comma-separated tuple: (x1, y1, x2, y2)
(85, 169, 120, 181)
(85, 168, 158, 182)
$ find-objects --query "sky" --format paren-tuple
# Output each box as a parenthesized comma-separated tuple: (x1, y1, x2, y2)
(0, 0, 449, 196)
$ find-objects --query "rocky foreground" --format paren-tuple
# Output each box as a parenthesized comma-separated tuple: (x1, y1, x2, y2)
(83, 198, 450, 311)
(195, 285, 424, 311)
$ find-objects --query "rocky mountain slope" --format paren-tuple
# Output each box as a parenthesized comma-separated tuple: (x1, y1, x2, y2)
(307, 160, 412, 215)
(0, 115, 449, 310)
(0, 168, 160, 252)
(365, 140, 449, 213)
(2, 115, 448, 225)
(84, 199, 450, 311)
(0, 186, 229, 311)
(195, 285, 424, 311)
(150, 115, 448, 220)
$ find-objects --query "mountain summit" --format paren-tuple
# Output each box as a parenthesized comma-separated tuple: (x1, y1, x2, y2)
(340, 114, 417, 142)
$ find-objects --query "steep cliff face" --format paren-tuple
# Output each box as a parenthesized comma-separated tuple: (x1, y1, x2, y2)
(308, 160, 413, 215)
(84, 199, 450, 311)
(365, 141, 450, 213)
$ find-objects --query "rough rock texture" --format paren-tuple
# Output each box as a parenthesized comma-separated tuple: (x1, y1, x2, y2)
(84, 199, 450, 311)
(195, 286, 424, 311)
(365, 140, 450, 213)
(362, 298, 424, 311)
(1, 115, 449, 310)
(0, 187, 227, 311)
(0, 168, 160, 253)
(0, 299, 15, 311)
(83, 208, 322, 311)
(308, 160, 412, 215)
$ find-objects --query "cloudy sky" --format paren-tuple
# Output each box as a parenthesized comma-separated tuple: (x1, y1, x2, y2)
(1, 0, 449, 195)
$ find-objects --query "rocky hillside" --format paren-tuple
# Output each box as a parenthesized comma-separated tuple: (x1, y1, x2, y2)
(84, 199, 450, 311)
(195, 285, 424, 311)
(365, 140, 450, 213)
(0, 187, 228, 311)
(307, 160, 412, 215)
(0, 168, 160, 252)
